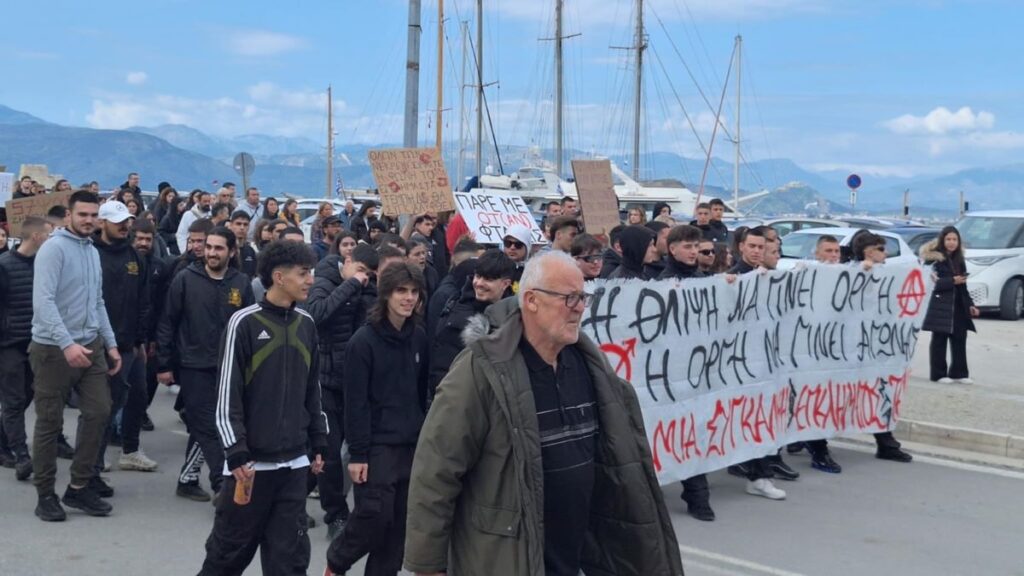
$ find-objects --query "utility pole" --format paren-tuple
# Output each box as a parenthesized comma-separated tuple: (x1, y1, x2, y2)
(632, 0, 645, 181)
(404, 0, 422, 148)
(733, 35, 741, 214)
(436, 0, 444, 151)
(475, 0, 484, 179)
(326, 85, 333, 199)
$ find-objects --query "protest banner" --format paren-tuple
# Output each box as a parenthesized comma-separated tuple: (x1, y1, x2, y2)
(5, 191, 73, 237)
(581, 263, 933, 484)
(571, 159, 620, 235)
(0, 173, 13, 204)
(453, 189, 546, 245)
(367, 147, 456, 216)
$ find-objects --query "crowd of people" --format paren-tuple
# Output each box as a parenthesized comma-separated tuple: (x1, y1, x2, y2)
(0, 173, 976, 575)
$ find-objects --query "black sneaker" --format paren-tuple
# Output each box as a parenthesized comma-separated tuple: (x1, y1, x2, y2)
(766, 456, 800, 481)
(88, 476, 115, 498)
(62, 485, 113, 516)
(141, 413, 155, 431)
(811, 452, 843, 474)
(876, 448, 913, 463)
(327, 518, 347, 541)
(35, 493, 67, 522)
(15, 456, 32, 481)
(57, 436, 75, 460)
(726, 463, 749, 478)
(686, 501, 716, 522)
(786, 442, 805, 455)
(0, 450, 15, 469)
(176, 482, 211, 502)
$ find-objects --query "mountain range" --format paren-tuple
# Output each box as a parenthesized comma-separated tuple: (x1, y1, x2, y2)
(1, 103, 1021, 215)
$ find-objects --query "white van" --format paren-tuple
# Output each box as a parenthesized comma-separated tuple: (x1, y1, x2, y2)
(957, 211, 1024, 320)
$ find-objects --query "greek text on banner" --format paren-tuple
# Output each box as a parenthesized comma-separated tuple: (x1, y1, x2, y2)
(580, 263, 933, 484)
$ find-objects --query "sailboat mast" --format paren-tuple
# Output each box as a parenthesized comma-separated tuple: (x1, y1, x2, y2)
(475, 0, 484, 179)
(555, 0, 564, 177)
(733, 35, 741, 214)
(404, 0, 422, 148)
(326, 85, 333, 200)
(436, 0, 444, 151)
(632, 0, 645, 181)
(457, 21, 468, 186)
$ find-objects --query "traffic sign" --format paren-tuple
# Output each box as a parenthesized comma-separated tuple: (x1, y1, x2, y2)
(233, 152, 256, 176)
(846, 173, 862, 190)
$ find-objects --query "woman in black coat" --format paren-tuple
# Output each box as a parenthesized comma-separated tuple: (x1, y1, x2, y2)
(920, 226, 979, 383)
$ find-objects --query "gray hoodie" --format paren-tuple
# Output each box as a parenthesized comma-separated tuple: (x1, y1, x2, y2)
(32, 227, 117, 350)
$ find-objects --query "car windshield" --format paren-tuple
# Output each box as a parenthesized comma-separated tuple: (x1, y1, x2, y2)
(956, 216, 1024, 249)
(780, 233, 830, 259)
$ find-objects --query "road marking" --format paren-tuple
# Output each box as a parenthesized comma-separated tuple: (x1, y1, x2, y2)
(830, 440, 1024, 480)
(685, 558, 754, 576)
(680, 544, 807, 576)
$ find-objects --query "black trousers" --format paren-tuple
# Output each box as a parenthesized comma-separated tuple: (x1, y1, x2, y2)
(316, 388, 350, 524)
(743, 457, 772, 480)
(930, 330, 969, 380)
(680, 474, 709, 505)
(199, 466, 311, 576)
(179, 368, 225, 493)
(327, 444, 414, 576)
(0, 345, 34, 457)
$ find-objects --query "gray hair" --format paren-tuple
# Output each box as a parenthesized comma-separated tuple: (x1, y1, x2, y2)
(518, 250, 579, 308)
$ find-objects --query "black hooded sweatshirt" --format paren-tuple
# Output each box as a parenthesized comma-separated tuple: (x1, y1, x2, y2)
(658, 257, 706, 281)
(599, 247, 622, 279)
(344, 317, 428, 464)
(729, 258, 756, 275)
(427, 281, 490, 398)
(93, 233, 149, 351)
(705, 220, 729, 243)
(426, 258, 479, 337)
(608, 226, 656, 280)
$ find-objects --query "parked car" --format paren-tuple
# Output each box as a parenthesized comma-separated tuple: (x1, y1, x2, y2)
(762, 217, 842, 238)
(956, 211, 1024, 320)
(777, 227, 917, 270)
(888, 226, 943, 254)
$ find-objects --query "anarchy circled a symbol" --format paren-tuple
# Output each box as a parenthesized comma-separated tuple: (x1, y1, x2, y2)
(600, 338, 637, 381)
(897, 269, 927, 318)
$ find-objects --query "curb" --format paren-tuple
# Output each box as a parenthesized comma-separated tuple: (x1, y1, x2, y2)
(892, 419, 1024, 460)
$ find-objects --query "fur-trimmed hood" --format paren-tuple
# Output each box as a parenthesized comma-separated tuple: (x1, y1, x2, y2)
(460, 296, 519, 346)
(918, 239, 946, 263)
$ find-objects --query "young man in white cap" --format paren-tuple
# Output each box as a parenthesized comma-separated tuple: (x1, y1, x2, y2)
(502, 224, 532, 295)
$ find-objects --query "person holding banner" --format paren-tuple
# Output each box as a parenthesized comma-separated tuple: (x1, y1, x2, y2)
(404, 251, 684, 576)
(608, 225, 658, 280)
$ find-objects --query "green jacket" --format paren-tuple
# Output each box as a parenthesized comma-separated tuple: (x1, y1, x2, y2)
(405, 299, 684, 576)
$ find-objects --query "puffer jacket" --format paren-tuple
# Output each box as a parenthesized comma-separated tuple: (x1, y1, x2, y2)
(0, 248, 36, 348)
(404, 299, 684, 576)
(305, 255, 376, 391)
(920, 239, 976, 334)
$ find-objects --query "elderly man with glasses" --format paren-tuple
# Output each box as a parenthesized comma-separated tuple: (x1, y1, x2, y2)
(404, 251, 684, 576)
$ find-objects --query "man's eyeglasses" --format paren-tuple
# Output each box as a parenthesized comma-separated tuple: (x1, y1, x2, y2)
(574, 254, 602, 264)
(698, 249, 714, 256)
(531, 288, 594, 308)
(503, 238, 525, 250)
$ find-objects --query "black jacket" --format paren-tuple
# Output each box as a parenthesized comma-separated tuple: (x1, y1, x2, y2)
(705, 220, 729, 243)
(658, 257, 706, 280)
(921, 240, 976, 334)
(140, 252, 171, 341)
(608, 225, 655, 280)
(94, 235, 149, 351)
(427, 283, 490, 398)
(426, 258, 479, 338)
(0, 248, 36, 348)
(729, 259, 756, 275)
(237, 244, 257, 278)
(313, 241, 330, 262)
(216, 300, 328, 470)
(156, 261, 255, 371)
(344, 318, 428, 464)
(306, 255, 376, 391)
(599, 247, 622, 279)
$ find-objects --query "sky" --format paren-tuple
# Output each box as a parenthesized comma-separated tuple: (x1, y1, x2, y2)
(2, 0, 1023, 180)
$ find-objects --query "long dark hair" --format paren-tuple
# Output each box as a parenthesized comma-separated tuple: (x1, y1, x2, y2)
(368, 262, 426, 327)
(938, 225, 966, 272)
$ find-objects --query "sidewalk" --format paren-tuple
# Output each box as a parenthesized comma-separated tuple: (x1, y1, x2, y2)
(893, 317, 1024, 459)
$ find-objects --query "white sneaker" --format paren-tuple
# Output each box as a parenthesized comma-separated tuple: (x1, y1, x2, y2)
(956, 377, 974, 384)
(746, 478, 786, 500)
(102, 460, 111, 473)
(167, 384, 181, 395)
(937, 377, 955, 384)
(119, 450, 159, 472)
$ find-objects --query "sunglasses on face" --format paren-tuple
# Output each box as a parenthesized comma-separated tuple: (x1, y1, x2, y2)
(575, 254, 602, 264)
(503, 239, 525, 249)
(698, 249, 714, 256)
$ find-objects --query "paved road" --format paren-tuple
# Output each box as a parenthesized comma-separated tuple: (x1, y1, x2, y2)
(1, 392, 1022, 575)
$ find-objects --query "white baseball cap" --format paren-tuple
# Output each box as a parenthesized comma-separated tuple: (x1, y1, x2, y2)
(98, 200, 133, 224)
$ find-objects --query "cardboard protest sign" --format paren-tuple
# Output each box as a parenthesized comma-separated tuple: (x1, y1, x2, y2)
(453, 189, 546, 245)
(0, 173, 13, 204)
(571, 159, 620, 235)
(368, 147, 456, 217)
(5, 191, 73, 237)
(582, 264, 933, 484)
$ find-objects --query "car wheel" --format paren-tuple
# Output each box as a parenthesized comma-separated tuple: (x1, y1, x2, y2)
(998, 278, 1024, 320)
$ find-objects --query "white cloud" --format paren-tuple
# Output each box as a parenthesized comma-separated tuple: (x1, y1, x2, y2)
(125, 71, 148, 85)
(883, 106, 995, 135)
(223, 29, 309, 57)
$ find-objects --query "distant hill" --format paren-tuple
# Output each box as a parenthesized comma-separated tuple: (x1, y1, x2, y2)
(128, 124, 322, 161)
(0, 105, 48, 125)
